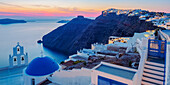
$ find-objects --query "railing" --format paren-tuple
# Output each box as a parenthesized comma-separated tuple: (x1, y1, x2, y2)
(148, 39, 167, 85)
(136, 38, 142, 57)
(148, 39, 166, 58)
(165, 41, 170, 85)
(158, 30, 170, 85)
(136, 38, 148, 85)
(163, 41, 167, 85)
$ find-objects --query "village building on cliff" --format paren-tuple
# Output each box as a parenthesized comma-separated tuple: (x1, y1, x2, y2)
(20, 8, 170, 85)
(22, 28, 170, 85)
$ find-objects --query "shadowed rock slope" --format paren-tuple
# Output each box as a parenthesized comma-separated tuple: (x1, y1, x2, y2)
(42, 16, 94, 54)
(43, 13, 162, 54)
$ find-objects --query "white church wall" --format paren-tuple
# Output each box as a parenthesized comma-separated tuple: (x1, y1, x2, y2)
(23, 68, 49, 85)
(48, 68, 91, 85)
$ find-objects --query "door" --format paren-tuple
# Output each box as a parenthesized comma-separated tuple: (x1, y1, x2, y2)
(98, 76, 128, 85)
(148, 39, 166, 58)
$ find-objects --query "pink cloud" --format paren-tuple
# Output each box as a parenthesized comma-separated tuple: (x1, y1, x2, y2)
(0, 10, 100, 17)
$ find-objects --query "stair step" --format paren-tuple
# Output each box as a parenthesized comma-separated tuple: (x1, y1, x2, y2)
(144, 64, 164, 71)
(143, 72, 164, 80)
(144, 69, 164, 76)
(144, 67, 164, 72)
(141, 81, 156, 85)
(145, 63, 164, 69)
(146, 61, 164, 67)
(143, 71, 164, 77)
(142, 79, 163, 85)
(143, 75, 164, 81)
(142, 77, 163, 85)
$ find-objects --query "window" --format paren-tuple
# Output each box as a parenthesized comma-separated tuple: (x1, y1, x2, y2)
(98, 76, 127, 85)
(32, 78, 35, 85)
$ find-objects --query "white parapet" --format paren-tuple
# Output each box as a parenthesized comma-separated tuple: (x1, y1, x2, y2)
(91, 43, 107, 51)
(48, 68, 91, 85)
(165, 41, 170, 85)
(91, 62, 138, 85)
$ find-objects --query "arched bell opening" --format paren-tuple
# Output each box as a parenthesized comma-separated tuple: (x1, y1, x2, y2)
(13, 56, 17, 66)
(21, 55, 25, 64)
(17, 46, 20, 54)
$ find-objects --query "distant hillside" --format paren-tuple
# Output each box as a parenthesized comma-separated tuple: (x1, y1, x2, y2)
(0, 18, 27, 24)
(57, 20, 70, 23)
(42, 10, 164, 55)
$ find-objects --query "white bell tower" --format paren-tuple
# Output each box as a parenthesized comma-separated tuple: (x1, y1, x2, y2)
(9, 42, 28, 68)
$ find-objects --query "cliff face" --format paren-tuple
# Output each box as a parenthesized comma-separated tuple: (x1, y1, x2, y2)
(68, 13, 159, 54)
(42, 16, 94, 53)
(43, 13, 161, 54)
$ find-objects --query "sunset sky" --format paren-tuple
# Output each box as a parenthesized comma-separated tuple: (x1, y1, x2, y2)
(0, 0, 170, 17)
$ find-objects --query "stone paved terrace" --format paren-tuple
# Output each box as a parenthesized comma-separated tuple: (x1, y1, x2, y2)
(0, 66, 26, 85)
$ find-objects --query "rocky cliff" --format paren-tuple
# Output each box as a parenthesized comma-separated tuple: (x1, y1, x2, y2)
(42, 16, 94, 53)
(43, 13, 162, 54)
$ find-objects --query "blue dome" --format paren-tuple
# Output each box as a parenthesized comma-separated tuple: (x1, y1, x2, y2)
(25, 57, 59, 76)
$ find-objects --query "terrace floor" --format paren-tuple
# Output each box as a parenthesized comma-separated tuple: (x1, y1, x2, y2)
(0, 66, 26, 85)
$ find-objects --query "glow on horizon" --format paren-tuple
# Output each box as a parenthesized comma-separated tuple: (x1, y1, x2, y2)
(0, 0, 170, 17)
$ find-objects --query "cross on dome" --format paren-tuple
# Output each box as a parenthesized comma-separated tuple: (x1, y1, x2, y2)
(17, 42, 19, 45)
(40, 50, 43, 57)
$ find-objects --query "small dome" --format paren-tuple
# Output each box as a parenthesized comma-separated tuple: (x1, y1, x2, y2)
(25, 57, 59, 76)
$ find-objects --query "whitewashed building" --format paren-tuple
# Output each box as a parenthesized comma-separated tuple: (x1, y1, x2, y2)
(23, 29, 170, 85)
(91, 29, 170, 85)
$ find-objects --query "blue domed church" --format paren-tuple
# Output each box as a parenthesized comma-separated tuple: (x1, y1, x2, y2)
(23, 55, 59, 85)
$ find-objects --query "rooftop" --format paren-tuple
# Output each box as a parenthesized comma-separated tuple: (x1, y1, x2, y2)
(25, 56, 59, 76)
(162, 30, 170, 37)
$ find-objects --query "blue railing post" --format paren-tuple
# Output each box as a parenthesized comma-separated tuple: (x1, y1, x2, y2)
(163, 40, 167, 85)
(158, 40, 161, 57)
(148, 39, 151, 56)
